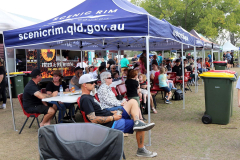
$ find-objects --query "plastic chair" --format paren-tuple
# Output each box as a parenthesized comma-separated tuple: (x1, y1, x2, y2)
(116, 84, 128, 100)
(167, 72, 177, 84)
(77, 97, 90, 123)
(150, 85, 164, 99)
(175, 71, 192, 92)
(94, 93, 100, 102)
(18, 93, 41, 134)
(111, 87, 118, 96)
(77, 96, 126, 159)
(38, 123, 124, 160)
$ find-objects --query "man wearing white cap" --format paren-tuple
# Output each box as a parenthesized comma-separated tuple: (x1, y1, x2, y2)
(79, 74, 157, 158)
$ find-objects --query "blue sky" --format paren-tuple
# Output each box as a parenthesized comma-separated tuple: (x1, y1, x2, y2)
(0, 0, 84, 20)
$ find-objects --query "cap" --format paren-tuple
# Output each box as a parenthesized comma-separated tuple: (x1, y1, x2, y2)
(31, 69, 42, 78)
(176, 59, 181, 62)
(74, 67, 84, 72)
(79, 74, 97, 84)
(52, 70, 63, 77)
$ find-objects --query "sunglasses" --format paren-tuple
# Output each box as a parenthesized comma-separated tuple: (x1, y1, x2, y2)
(106, 77, 112, 79)
(112, 68, 116, 69)
(86, 81, 96, 84)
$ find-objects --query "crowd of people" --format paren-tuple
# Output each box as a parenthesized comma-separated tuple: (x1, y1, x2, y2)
(13, 50, 238, 158)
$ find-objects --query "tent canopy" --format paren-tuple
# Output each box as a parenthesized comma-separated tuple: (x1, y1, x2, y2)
(190, 29, 220, 50)
(0, 9, 42, 34)
(3, 0, 203, 51)
(222, 41, 239, 51)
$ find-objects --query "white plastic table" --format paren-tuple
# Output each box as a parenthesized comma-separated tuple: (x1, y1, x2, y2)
(42, 94, 81, 103)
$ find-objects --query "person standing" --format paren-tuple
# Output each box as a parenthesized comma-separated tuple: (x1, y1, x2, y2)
(100, 58, 106, 69)
(0, 58, 6, 109)
(226, 51, 232, 69)
(131, 54, 138, 64)
(120, 54, 129, 74)
(157, 53, 162, 66)
(208, 53, 212, 66)
(106, 54, 115, 71)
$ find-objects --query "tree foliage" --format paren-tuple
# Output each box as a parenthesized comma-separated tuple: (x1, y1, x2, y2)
(131, 0, 240, 44)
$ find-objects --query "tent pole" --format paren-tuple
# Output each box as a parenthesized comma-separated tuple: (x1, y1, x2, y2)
(117, 48, 120, 73)
(162, 50, 164, 63)
(202, 48, 205, 85)
(60, 50, 63, 75)
(3, 46, 17, 131)
(194, 46, 197, 93)
(146, 36, 151, 146)
(238, 50, 240, 67)
(14, 49, 16, 72)
(211, 49, 213, 69)
(218, 50, 220, 61)
(181, 44, 185, 109)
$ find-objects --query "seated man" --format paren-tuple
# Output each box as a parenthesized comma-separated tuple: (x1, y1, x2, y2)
(23, 69, 58, 127)
(79, 74, 157, 158)
(109, 65, 119, 78)
(69, 67, 83, 90)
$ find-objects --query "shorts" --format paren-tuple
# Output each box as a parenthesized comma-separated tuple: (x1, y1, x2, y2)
(140, 89, 148, 95)
(160, 87, 171, 93)
(105, 106, 123, 111)
(112, 107, 134, 134)
(25, 104, 50, 114)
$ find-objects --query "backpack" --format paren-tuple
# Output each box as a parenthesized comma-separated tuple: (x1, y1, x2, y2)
(173, 89, 183, 100)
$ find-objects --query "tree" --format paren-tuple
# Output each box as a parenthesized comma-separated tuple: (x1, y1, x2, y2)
(131, 0, 240, 43)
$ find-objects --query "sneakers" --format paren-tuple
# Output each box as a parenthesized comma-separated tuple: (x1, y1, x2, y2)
(133, 120, 155, 131)
(165, 100, 172, 104)
(172, 87, 177, 90)
(142, 103, 146, 109)
(0, 105, 6, 109)
(165, 96, 168, 100)
(136, 146, 157, 158)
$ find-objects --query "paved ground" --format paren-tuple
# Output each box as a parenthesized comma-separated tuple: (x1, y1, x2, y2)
(1, 68, 240, 160)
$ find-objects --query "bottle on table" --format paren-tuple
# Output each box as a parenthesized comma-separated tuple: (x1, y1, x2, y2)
(60, 85, 64, 96)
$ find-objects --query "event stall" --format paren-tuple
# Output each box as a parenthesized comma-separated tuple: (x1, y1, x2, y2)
(222, 41, 239, 66)
(3, 0, 204, 145)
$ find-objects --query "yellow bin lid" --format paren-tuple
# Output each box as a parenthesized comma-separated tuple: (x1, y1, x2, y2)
(200, 72, 235, 78)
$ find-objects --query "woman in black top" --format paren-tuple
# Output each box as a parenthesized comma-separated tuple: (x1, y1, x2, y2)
(46, 71, 69, 93)
(46, 70, 73, 123)
(125, 69, 140, 107)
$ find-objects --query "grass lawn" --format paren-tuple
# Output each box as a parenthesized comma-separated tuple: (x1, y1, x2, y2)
(1, 68, 240, 160)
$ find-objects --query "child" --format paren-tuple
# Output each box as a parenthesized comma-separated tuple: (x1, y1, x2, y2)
(125, 69, 145, 120)
(139, 74, 157, 113)
(112, 72, 121, 81)
(158, 67, 172, 104)
(165, 67, 177, 90)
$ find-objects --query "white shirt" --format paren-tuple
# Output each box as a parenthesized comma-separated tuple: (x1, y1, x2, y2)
(150, 70, 159, 78)
(89, 71, 98, 79)
(236, 77, 240, 89)
(197, 63, 202, 69)
(76, 62, 88, 71)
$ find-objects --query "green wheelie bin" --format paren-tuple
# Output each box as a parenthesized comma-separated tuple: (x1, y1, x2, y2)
(213, 61, 227, 70)
(208, 70, 237, 117)
(10, 73, 25, 98)
(22, 71, 32, 86)
(200, 72, 236, 125)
